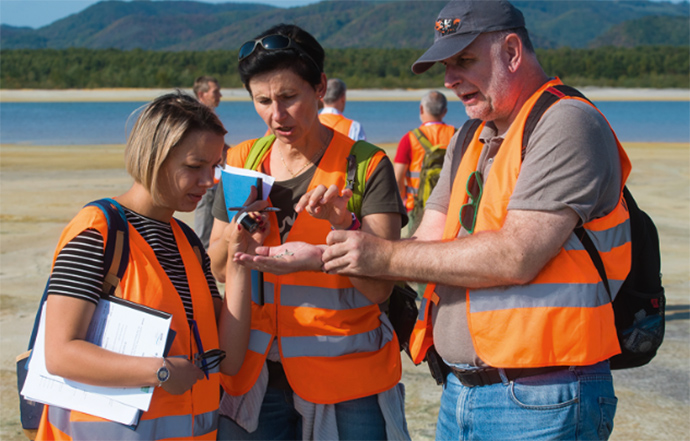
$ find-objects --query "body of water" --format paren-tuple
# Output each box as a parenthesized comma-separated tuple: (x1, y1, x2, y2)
(1, 100, 688, 146)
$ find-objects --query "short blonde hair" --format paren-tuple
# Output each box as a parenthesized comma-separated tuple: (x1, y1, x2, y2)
(125, 91, 226, 202)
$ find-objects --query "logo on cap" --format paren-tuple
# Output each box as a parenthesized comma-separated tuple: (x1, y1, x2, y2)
(435, 18, 461, 36)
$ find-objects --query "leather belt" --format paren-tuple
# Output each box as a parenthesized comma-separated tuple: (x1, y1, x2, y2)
(448, 365, 569, 388)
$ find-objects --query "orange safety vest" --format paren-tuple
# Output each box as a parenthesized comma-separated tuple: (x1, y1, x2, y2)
(319, 112, 354, 139)
(221, 132, 402, 404)
(409, 79, 631, 368)
(37, 206, 219, 441)
(403, 123, 456, 211)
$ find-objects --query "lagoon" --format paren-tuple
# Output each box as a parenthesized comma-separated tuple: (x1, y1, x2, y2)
(1, 100, 688, 146)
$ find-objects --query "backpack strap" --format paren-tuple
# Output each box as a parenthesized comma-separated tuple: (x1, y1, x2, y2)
(456, 119, 483, 157)
(522, 84, 593, 160)
(575, 226, 612, 300)
(412, 128, 435, 154)
(522, 85, 619, 302)
(345, 140, 383, 219)
(244, 135, 276, 170)
(26, 198, 130, 350)
(87, 198, 130, 299)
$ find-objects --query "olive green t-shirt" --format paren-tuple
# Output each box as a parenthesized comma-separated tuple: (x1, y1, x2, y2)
(212, 152, 406, 244)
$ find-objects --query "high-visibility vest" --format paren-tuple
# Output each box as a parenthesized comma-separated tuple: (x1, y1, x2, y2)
(319, 112, 354, 139)
(37, 206, 219, 440)
(404, 123, 456, 211)
(221, 131, 402, 404)
(409, 79, 632, 368)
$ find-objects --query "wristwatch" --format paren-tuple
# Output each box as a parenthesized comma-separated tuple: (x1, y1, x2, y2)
(156, 358, 170, 387)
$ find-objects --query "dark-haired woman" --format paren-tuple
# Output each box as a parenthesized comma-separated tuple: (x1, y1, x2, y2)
(208, 24, 409, 440)
(35, 92, 267, 440)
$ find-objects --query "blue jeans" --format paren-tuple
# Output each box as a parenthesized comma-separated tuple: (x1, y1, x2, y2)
(435, 361, 617, 441)
(218, 386, 387, 440)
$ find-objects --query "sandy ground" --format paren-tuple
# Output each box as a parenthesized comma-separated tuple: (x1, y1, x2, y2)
(0, 141, 688, 440)
(1, 87, 689, 103)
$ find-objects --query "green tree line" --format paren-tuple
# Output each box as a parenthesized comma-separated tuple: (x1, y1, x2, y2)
(1, 46, 688, 90)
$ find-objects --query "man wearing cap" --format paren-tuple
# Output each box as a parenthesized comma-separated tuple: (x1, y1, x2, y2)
(323, 0, 630, 439)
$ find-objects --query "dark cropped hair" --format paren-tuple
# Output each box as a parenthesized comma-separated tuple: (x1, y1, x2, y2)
(238, 24, 325, 93)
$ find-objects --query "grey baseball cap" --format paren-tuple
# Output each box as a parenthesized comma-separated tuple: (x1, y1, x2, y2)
(412, 0, 525, 74)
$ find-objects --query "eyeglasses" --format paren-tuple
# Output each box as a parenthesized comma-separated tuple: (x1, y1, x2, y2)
(190, 319, 225, 379)
(238, 34, 321, 72)
(459, 171, 483, 234)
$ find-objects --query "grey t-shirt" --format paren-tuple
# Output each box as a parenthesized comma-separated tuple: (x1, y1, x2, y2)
(425, 99, 623, 366)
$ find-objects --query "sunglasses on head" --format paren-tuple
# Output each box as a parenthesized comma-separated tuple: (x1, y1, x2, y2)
(459, 171, 483, 234)
(238, 34, 321, 72)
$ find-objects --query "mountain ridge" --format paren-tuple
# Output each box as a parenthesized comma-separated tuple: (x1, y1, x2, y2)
(1, 0, 688, 51)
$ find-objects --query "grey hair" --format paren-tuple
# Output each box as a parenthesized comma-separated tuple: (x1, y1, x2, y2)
(421, 90, 448, 118)
(323, 78, 347, 104)
(193, 76, 219, 98)
(490, 27, 535, 53)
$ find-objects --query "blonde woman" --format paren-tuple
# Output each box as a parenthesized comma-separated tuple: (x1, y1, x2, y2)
(36, 92, 267, 440)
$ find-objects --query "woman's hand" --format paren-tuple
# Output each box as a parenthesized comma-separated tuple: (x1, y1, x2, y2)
(159, 357, 205, 395)
(295, 184, 354, 230)
(225, 186, 270, 255)
(228, 209, 270, 256)
(233, 242, 326, 275)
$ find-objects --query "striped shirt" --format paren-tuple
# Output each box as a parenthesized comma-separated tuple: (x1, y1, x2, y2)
(47, 207, 220, 322)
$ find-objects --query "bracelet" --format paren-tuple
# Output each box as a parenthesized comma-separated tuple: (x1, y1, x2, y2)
(332, 212, 360, 231)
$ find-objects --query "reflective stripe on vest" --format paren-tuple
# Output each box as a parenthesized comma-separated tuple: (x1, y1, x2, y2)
(222, 132, 401, 404)
(46, 406, 217, 440)
(38, 207, 219, 440)
(403, 123, 455, 210)
(409, 79, 631, 368)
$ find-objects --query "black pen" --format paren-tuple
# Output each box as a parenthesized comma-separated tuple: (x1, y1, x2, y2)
(227, 207, 281, 212)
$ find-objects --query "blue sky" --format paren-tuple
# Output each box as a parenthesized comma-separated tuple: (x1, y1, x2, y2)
(0, 0, 321, 28)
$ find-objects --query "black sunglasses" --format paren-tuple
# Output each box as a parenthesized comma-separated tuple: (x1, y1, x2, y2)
(238, 34, 321, 72)
(193, 349, 226, 372)
(459, 171, 483, 234)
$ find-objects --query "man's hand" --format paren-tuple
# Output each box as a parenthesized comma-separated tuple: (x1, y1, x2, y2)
(322, 230, 393, 278)
(234, 242, 325, 275)
(295, 184, 353, 229)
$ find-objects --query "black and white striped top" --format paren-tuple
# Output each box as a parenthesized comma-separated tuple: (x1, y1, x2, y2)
(47, 207, 221, 322)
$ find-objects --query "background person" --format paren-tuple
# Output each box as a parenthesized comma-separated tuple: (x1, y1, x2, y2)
(322, 1, 631, 439)
(318, 78, 367, 141)
(35, 92, 261, 440)
(207, 24, 408, 440)
(193, 75, 222, 109)
(393, 90, 455, 232)
(193, 75, 227, 248)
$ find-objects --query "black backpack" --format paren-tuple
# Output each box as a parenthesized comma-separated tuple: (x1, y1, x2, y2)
(457, 84, 665, 369)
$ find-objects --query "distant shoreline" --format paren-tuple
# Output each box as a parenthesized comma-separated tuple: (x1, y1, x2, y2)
(1, 87, 688, 103)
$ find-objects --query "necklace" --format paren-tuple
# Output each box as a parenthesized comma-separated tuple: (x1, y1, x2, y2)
(278, 141, 328, 178)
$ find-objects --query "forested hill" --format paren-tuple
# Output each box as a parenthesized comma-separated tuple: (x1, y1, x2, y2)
(1, 0, 688, 51)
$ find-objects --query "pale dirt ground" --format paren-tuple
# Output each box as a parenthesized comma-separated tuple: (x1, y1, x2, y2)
(0, 141, 688, 440)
